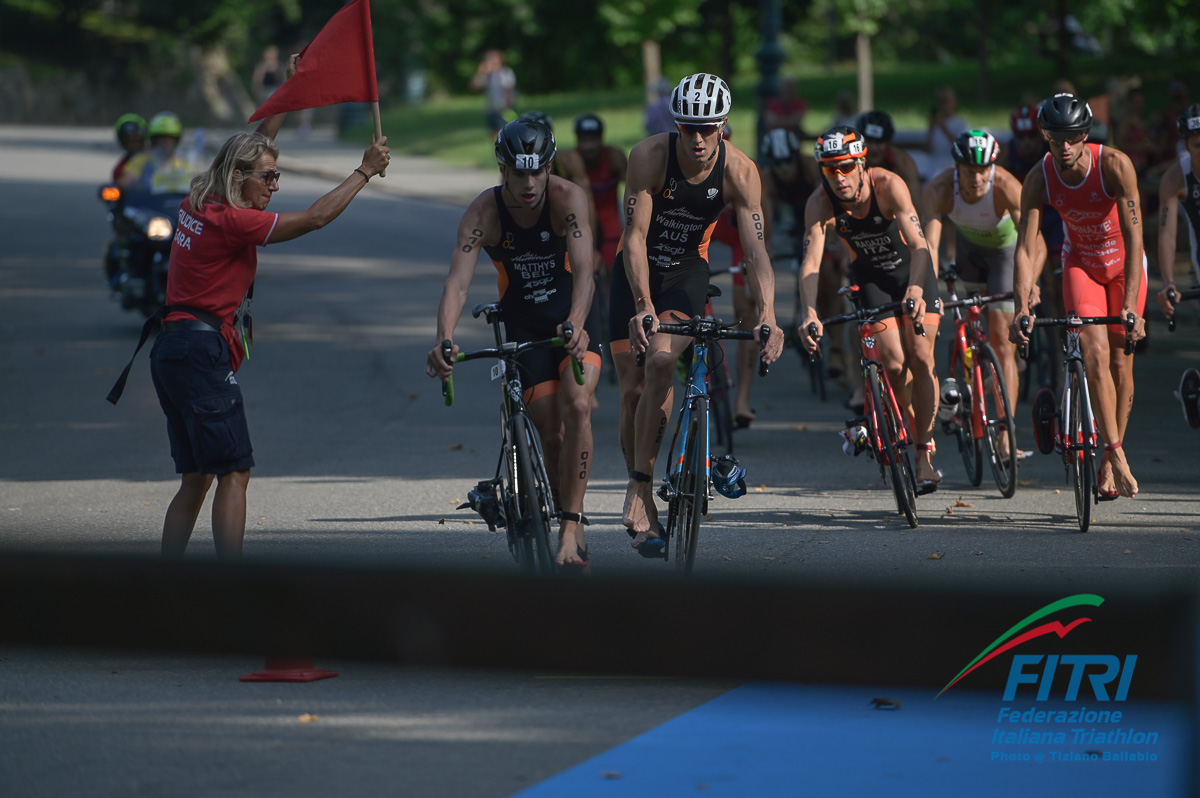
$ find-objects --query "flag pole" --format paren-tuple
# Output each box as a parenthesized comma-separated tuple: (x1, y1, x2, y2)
(372, 101, 386, 177)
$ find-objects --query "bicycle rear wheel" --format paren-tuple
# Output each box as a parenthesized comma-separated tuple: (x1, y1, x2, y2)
(671, 396, 708, 577)
(868, 365, 918, 528)
(953, 355, 983, 486)
(1067, 360, 1094, 533)
(511, 414, 556, 572)
(978, 344, 1019, 498)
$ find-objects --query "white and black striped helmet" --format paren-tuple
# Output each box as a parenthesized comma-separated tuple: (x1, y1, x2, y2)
(670, 73, 732, 123)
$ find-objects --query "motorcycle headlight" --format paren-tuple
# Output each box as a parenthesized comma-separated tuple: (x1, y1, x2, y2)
(146, 216, 173, 241)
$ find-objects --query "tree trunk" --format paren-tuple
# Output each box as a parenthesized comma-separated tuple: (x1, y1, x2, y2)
(642, 39, 661, 107)
(856, 32, 873, 113)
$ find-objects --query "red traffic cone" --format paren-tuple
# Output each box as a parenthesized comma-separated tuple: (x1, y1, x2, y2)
(240, 657, 339, 682)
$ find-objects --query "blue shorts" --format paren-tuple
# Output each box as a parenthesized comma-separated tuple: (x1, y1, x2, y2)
(150, 330, 255, 475)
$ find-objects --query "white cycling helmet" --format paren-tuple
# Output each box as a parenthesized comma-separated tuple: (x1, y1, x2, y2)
(671, 73, 732, 123)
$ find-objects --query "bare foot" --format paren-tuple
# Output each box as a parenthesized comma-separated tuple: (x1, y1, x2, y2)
(630, 526, 661, 549)
(554, 521, 587, 567)
(1097, 452, 1117, 495)
(1109, 450, 1138, 498)
(915, 449, 942, 485)
(622, 478, 652, 533)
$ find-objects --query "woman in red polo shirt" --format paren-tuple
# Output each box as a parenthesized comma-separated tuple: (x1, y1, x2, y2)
(150, 55, 390, 560)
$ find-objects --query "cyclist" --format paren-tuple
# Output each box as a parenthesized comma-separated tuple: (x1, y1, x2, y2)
(1010, 93, 1147, 499)
(1156, 103, 1200, 314)
(119, 111, 192, 194)
(614, 72, 783, 551)
(573, 113, 628, 274)
(858, 110, 923, 204)
(798, 125, 943, 491)
(922, 129, 1025, 458)
(425, 119, 602, 570)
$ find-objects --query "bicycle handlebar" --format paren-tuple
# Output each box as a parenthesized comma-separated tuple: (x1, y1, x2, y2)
(1017, 313, 1136, 359)
(816, 298, 925, 335)
(638, 315, 772, 376)
(441, 325, 583, 407)
(1166, 286, 1200, 332)
(941, 291, 1015, 311)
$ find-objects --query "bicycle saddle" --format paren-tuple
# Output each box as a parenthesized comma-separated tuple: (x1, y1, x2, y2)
(472, 301, 502, 321)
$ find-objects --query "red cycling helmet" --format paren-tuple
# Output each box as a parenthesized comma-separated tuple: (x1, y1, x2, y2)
(1010, 105, 1039, 137)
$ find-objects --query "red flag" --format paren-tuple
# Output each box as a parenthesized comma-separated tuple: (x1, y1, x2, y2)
(248, 0, 379, 123)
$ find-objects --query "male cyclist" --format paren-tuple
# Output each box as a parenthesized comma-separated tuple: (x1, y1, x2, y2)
(112, 113, 146, 183)
(922, 129, 1025, 457)
(425, 119, 602, 570)
(1010, 94, 1147, 498)
(858, 110, 923, 203)
(798, 126, 943, 490)
(573, 113, 628, 274)
(613, 72, 783, 551)
(1155, 103, 1200, 429)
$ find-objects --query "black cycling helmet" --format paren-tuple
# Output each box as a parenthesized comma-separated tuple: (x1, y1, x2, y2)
(1037, 93, 1093, 134)
(856, 110, 895, 143)
(1177, 103, 1200, 139)
(495, 119, 557, 170)
(518, 110, 554, 130)
(814, 125, 867, 163)
(574, 113, 604, 136)
(951, 129, 999, 166)
(759, 128, 801, 165)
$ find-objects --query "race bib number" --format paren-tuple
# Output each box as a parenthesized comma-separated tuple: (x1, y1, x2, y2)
(515, 154, 539, 170)
(864, 124, 884, 139)
(822, 133, 844, 152)
(848, 139, 864, 156)
(491, 363, 504, 381)
(969, 135, 990, 150)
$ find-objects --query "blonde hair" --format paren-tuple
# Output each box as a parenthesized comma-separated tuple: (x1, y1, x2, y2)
(189, 132, 279, 212)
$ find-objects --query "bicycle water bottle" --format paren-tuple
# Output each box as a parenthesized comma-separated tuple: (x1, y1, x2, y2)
(938, 378, 960, 423)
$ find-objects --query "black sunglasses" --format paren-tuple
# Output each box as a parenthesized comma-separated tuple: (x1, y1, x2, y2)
(245, 169, 281, 184)
(677, 122, 723, 137)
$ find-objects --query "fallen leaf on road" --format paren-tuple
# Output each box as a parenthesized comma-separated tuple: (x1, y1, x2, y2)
(450, 443, 464, 451)
(409, 393, 419, 401)
(791, 424, 807, 432)
(438, 519, 445, 525)
(817, 540, 831, 544)
(954, 497, 974, 507)
(1054, 489, 1061, 494)
(1018, 480, 1033, 487)
(723, 556, 732, 561)
(1123, 549, 1132, 555)
(928, 551, 944, 560)
(975, 551, 984, 556)
(756, 484, 766, 491)
(297, 714, 319, 723)
(764, 556, 776, 562)
(945, 507, 954, 514)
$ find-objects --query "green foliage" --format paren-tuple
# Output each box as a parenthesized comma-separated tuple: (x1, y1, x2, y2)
(598, 0, 703, 46)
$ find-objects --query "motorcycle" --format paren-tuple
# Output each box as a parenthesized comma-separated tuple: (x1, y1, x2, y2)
(99, 185, 185, 317)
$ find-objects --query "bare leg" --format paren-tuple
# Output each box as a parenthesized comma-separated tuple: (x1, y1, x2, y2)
(211, 469, 250, 561)
(879, 319, 941, 483)
(161, 472, 214, 559)
(988, 308, 1019, 456)
(552, 365, 599, 566)
(1082, 326, 1138, 498)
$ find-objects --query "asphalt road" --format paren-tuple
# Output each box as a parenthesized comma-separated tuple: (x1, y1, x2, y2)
(1, 128, 1198, 796)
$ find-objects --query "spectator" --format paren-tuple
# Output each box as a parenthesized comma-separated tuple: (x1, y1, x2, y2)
(919, 85, 970, 180)
(251, 45, 283, 104)
(644, 76, 674, 136)
(471, 49, 517, 136)
(1115, 84, 1152, 176)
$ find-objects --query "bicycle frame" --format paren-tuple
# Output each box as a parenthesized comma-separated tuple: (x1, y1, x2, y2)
(1054, 325, 1099, 463)
(943, 277, 1014, 445)
(854, 320, 913, 466)
(660, 338, 713, 507)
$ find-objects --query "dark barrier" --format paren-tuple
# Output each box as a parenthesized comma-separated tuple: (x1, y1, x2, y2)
(0, 550, 1194, 704)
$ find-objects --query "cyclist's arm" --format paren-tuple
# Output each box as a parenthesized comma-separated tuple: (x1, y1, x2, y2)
(1103, 147, 1146, 330)
(622, 136, 666, 345)
(920, 170, 953, 275)
(555, 178, 596, 358)
(726, 147, 781, 361)
(758, 166, 776, 251)
(1012, 168, 1048, 325)
(427, 196, 494, 379)
(558, 150, 600, 245)
(798, 189, 831, 328)
(1157, 163, 1184, 310)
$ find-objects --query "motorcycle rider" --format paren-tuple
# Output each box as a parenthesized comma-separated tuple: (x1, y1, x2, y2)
(112, 113, 146, 183)
(119, 112, 192, 194)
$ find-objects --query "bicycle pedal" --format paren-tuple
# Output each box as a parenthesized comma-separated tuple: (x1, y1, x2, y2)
(656, 484, 675, 502)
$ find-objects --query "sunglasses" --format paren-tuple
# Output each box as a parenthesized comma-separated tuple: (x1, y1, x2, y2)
(246, 169, 281, 184)
(821, 161, 859, 177)
(677, 122, 723, 137)
(1043, 131, 1087, 144)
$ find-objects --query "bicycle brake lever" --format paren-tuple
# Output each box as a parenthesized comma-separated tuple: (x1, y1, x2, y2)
(758, 325, 771, 377)
(906, 298, 925, 337)
(1167, 287, 1178, 332)
(635, 315, 653, 367)
(1017, 316, 1031, 361)
(805, 322, 823, 363)
(1123, 313, 1135, 356)
(440, 339, 455, 406)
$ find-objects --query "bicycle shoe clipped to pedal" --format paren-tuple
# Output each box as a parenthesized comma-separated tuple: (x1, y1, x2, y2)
(1031, 388, 1058, 455)
(458, 480, 505, 531)
(712, 455, 747, 498)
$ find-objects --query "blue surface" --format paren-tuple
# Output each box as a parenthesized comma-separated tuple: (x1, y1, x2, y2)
(513, 683, 1191, 797)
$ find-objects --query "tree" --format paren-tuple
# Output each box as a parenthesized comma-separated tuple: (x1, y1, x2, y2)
(599, 0, 703, 103)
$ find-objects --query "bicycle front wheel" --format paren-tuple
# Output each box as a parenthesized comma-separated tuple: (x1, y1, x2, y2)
(868, 365, 918, 528)
(708, 348, 735, 456)
(512, 414, 556, 572)
(953, 354, 983, 487)
(978, 344, 1019, 498)
(672, 396, 708, 577)
(1067, 360, 1094, 533)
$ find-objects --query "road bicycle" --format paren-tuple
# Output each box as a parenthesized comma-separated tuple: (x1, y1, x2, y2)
(809, 287, 924, 528)
(939, 265, 1018, 498)
(1018, 313, 1134, 533)
(703, 269, 740, 456)
(638, 311, 769, 576)
(441, 302, 584, 572)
